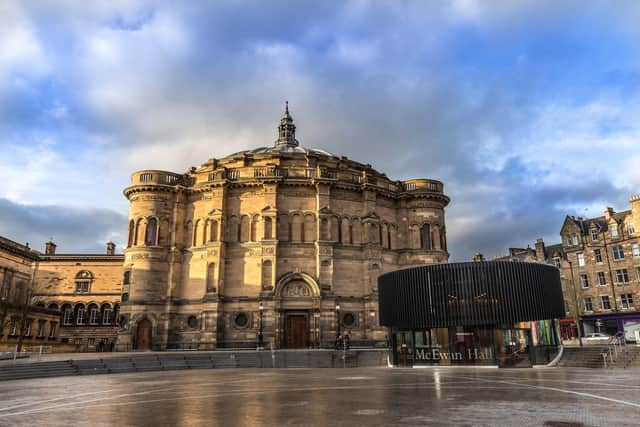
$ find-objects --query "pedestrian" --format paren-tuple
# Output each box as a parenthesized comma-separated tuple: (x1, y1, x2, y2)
(343, 332, 350, 350)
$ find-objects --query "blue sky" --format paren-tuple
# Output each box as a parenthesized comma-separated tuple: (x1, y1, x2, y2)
(1, 0, 639, 260)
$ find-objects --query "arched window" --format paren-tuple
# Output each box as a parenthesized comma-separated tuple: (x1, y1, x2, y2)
(145, 217, 158, 246)
(251, 215, 259, 242)
(240, 215, 251, 242)
(203, 220, 210, 243)
(62, 305, 73, 325)
(331, 217, 340, 242)
(210, 220, 219, 241)
(226, 216, 239, 242)
(134, 218, 144, 245)
(206, 263, 216, 292)
(75, 304, 86, 325)
(193, 220, 201, 246)
(291, 215, 303, 241)
(75, 271, 93, 293)
(101, 304, 112, 325)
(432, 225, 441, 250)
(88, 304, 99, 325)
(303, 214, 315, 242)
(410, 225, 420, 249)
(340, 218, 350, 244)
(127, 220, 135, 247)
(113, 304, 120, 325)
(263, 217, 273, 240)
(421, 224, 431, 250)
(262, 260, 273, 288)
(320, 218, 330, 240)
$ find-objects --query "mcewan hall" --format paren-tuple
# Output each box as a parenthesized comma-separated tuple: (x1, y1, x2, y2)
(1, 105, 565, 367)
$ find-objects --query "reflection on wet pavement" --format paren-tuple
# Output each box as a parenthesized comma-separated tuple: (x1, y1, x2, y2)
(0, 367, 638, 426)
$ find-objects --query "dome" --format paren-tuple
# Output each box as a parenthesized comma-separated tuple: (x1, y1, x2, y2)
(243, 145, 336, 157)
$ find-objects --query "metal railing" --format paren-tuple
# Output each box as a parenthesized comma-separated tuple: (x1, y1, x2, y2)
(602, 332, 626, 368)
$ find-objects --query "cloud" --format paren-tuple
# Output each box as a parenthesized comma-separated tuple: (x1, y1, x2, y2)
(1, 0, 640, 261)
(0, 198, 127, 254)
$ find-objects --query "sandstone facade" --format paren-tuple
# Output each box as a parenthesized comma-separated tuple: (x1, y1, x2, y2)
(117, 104, 450, 350)
(0, 237, 60, 351)
(495, 194, 640, 341)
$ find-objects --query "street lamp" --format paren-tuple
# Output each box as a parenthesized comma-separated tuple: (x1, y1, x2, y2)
(258, 302, 264, 350)
(567, 260, 583, 347)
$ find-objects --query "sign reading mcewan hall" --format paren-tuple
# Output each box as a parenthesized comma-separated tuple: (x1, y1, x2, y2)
(117, 104, 450, 350)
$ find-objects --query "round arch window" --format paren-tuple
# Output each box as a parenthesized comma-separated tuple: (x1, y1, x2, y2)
(234, 313, 249, 329)
(187, 316, 198, 329)
(342, 313, 356, 328)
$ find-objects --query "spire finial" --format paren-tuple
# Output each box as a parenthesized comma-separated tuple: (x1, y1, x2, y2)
(275, 102, 298, 147)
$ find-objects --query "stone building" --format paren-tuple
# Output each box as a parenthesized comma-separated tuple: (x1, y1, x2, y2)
(32, 241, 124, 350)
(558, 197, 640, 341)
(1, 235, 123, 351)
(0, 237, 60, 351)
(494, 194, 640, 343)
(117, 104, 450, 350)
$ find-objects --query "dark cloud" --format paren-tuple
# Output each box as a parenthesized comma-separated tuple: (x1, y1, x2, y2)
(0, 198, 127, 254)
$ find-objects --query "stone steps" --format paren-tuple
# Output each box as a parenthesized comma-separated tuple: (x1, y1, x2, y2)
(557, 347, 607, 368)
(0, 349, 389, 381)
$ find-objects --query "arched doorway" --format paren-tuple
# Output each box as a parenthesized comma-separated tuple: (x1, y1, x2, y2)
(275, 273, 321, 349)
(136, 318, 152, 351)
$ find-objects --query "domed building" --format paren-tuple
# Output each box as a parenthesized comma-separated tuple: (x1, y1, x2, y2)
(117, 104, 450, 350)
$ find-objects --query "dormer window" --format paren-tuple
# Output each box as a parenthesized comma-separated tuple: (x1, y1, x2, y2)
(627, 222, 636, 235)
(590, 228, 598, 242)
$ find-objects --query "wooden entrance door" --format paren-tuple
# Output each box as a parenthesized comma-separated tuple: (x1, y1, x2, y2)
(136, 318, 152, 351)
(285, 314, 309, 348)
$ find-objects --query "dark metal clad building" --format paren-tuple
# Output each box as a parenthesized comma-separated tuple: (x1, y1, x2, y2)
(378, 262, 565, 329)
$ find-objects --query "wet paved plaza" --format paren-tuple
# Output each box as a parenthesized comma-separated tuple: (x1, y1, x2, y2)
(0, 367, 639, 426)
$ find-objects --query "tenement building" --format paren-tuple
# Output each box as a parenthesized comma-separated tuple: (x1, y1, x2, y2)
(117, 104, 450, 350)
(495, 194, 640, 343)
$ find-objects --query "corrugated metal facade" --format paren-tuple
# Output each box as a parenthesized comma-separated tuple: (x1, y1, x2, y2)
(378, 262, 565, 329)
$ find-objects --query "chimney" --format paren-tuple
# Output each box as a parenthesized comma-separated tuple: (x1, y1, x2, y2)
(45, 241, 56, 255)
(605, 207, 615, 220)
(472, 252, 485, 262)
(106, 242, 116, 255)
(535, 238, 546, 262)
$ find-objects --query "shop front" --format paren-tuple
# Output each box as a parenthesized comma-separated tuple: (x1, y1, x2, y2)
(580, 313, 640, 342)
(379, 262, 565, 368)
